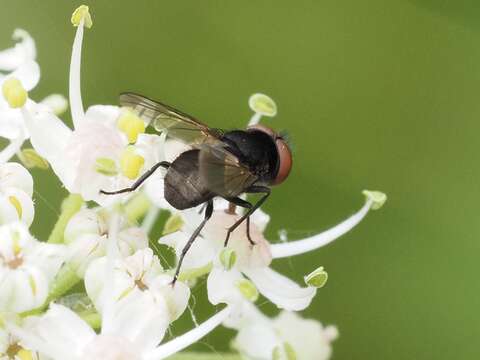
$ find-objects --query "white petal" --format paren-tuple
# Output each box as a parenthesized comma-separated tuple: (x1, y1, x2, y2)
(0, 195, 22, 224)
(4, 60, 40, 91)
(15, 304, 95, 360)
(40, 94, 68, 116)
(271, 199, 373, 258)
(232, 319, 278, 359)
(244, 267, 316, 311)
(273, 311, 337, 360)
(106, 289, 169, 351)
(207, 268, 245, 305)
(2, 187, 34, 226)
(0, 162, 33, 196)
(64, 208, 104, 244)
(0, 108, 25, 139)
(148, 274, 190, 321)
(84, 105, 120, 127)
(0, 29, 36, 71)
(21, 108, 72, 184)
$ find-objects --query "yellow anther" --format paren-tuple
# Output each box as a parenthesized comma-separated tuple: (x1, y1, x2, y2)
(9, 196, 22, 219)
(117, 109, 146, 143)
(2, 78, 27, 108)
(120, 146, 145, 180)
(304, 266, 328, 288)
(11, 230, 22, 256)
(71, 5, 93, 28)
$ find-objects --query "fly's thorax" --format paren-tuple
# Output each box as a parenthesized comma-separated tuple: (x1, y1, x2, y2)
(222, 130, 279, 184)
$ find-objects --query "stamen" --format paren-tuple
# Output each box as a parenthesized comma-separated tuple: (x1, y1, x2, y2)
(117, 109, 146, 144)
(271, 191, 387, 259)
(2, 77, 27, 108)
(236, 279, 259, 302)
(248, 93, 277, 126)
(219, 248, 237, 271)
(69, 5, 93, 128)
(304, 266, 328, 288)
(120, 146, 145, 180)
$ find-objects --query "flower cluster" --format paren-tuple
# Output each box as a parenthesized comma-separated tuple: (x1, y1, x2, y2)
(0, 5, 386, 360)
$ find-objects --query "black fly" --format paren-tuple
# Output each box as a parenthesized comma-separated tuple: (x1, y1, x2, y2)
(101, 93, 293, 284)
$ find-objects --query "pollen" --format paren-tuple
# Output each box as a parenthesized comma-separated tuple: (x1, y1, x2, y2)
(120, 146, 145, 180)
(117, 109, 146, 144)
(71, 5, 93, 28)
(2, 77, 27, 108)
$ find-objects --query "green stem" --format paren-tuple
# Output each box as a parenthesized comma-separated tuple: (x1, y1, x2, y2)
(47, 193, 84, 244)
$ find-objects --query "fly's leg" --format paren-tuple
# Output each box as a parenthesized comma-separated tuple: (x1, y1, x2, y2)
(225, 196, 255, 245)
(171, 199, 213, 286)
(100, 161, 170, 195)
(224, 186, 270, 247)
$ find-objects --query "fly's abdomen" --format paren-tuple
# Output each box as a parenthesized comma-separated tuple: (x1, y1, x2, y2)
(164, 150, 213, 210)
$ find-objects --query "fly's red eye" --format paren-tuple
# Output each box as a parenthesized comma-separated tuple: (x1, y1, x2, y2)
(273, 138, 292, 185)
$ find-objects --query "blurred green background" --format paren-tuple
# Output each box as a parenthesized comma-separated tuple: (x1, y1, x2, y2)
(1, 1, 479, 359)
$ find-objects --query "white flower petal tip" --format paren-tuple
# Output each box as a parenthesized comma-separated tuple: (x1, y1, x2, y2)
(304, 266, 328, 288)
(40, 94, 68, 115)
(71, 5, 93, 28)
(249, 93, 277, 117)
(2, 77, 27, 108)
(362, 190, 387, 210)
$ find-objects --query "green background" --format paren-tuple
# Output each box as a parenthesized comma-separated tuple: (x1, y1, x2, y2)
(1, 1, 479, 359)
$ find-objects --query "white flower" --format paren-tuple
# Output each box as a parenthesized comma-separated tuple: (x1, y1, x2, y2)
(0, 162, 34, 226)
(0, 222, 66, 313)
(161, 208, 317, 311)
(64, 208, 148, 277)
(0, 319, 42, 360)
(228, 302, 338, 360)
(19, 6, 161, 206)
(84, 248, 190, 323)
(10, 297, 233, 360)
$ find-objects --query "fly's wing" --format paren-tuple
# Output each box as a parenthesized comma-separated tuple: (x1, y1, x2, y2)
(199, 144, 258, 198)
(119, 92, 223, 146)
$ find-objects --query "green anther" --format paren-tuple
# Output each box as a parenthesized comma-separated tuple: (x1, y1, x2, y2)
(71, 5, 93, 28)
(163, 213, 184, 235)
(362, 190, 387, 210)
(272, 342, 297, 360)
(236, 279, 259, 302)
(18, 148, 49, 170)
(178, 262, 213, 282)
(304, 266, 328, 288)
(95, 157, 118, 176)
(249, 93, 277, 117)
(219, 248, 237, 271)
(2, 77, 27, 108)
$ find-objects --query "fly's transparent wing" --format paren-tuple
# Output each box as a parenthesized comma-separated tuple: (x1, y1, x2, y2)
(119, 92, 222, 145)
(199, 144, 258, 198)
